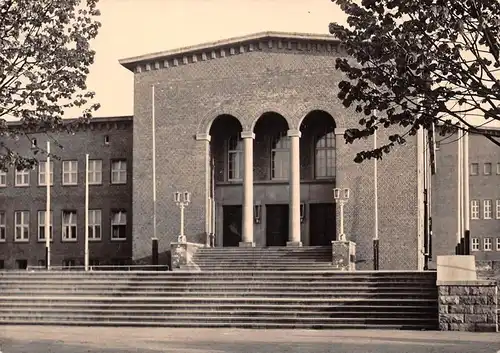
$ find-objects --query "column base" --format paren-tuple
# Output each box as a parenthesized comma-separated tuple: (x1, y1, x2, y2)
(286, 241, 302, 247)
(331, 240, 356, 271)
(239, 241, 255, 247)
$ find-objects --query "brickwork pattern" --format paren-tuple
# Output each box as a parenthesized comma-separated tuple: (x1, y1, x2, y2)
(438, 283, 498, 332)
(131, 44, 422, 269)
(0, 119, 133, 268)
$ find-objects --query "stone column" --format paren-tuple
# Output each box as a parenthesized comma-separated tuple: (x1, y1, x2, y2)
(240, 130, 255, 247)
(287, 129, 302, 246)
(195, 133, 212, 246)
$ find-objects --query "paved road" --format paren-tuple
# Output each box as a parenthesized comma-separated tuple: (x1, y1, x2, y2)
(0, 326, 498, 353)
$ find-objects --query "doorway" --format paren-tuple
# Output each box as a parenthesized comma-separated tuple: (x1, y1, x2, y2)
(309, 203, 336, 246)
(222, 205, 242, 247)
(266, 204, 289, 246)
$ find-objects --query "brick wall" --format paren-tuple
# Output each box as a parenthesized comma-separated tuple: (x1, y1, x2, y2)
(129, 40, 423, 269)
(0, 118, 133, 268)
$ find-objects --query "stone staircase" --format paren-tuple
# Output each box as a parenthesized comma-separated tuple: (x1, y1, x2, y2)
(181, 246, 337, 271)
(0, 270, 439, 329)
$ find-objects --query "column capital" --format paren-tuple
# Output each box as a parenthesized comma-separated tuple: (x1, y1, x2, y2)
(241, 131, 255, 139)
(287, 129, 301, 138)
(195, 133, 211, 142)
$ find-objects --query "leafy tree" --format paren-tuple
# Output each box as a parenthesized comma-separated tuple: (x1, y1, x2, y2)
(0, 0, 101, 170)
(329, 0, 500, 162)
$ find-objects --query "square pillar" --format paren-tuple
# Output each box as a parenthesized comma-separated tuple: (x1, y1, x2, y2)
(287, 129, 302, 246)
(240, 131, 255, 247)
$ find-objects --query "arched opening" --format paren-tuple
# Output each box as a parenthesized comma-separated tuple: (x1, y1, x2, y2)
(209, 114, 243, 247)
(299, 110, 337, 246)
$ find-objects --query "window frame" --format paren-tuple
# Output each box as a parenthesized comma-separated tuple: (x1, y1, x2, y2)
(0, 170, 6, 187)
(471, 238, 479, 251)
(38, 161, 54, 186)
(110, 210, 127, 241)
(484, 237, 492, 251)
(0, 211, 5, 242)
(270, 132, 290, 180)
(471, 200, 480, 219)
(314, 130, 336, 179)
(470, 163, 479, 175)
(62, 160, 78, 186)
(484, 163, 492, 175)
(483, 199, 493, 219)
(37, 210, 54, 242)
(61, 210, 77, 242)
(227, 136, 243, 182)
(111, 160, 127, 184)
(15, 169, 30, 187)
(496, 238, 500, 251)
(88, 209, 102, 241)
(14, 211, 30, 242)
(88, 159, 103, 185)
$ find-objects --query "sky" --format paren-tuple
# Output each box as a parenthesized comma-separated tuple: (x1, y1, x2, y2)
(82, 0, 346, 118)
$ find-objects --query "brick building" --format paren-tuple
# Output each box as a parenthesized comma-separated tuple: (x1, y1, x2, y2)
(0, 116, 133, 269)
(119, 31, 426, 270)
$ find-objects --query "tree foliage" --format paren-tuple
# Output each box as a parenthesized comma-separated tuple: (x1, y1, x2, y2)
(330, 0, 500, 162)
(0, 0, 101, 170)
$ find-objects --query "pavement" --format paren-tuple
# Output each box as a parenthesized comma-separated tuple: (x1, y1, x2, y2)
(0, 326, 498, 353)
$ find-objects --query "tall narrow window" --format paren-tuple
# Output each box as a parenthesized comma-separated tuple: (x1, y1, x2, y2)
(483, 199, 492, 219)
(471, 238, 479, 251)
(111, 210, 127, 240)
(484, 163, 492, 175)
(88, 209, 102, 240)
(15, 169, 30, 186)
(0, 170, 6, 187)
(111, 160, 127, 184)
(484, 237, 492, 251)
(0, 212, 5, 242)
(271, 132, 290, 180)
(14, 211, 29, 241)
(471, 200, 480, 219)
(88, 160, 103, 185)
(227, 136, 243, 181)
(496, 200, 500, 219)
(38, 161, 54, 186)
(62, 210, 77, 241)
(315, 131, 336, 178)
(38, 210, 53, 241)
(62, 160, 78, 185)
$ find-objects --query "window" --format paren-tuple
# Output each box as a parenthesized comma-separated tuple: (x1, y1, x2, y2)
(15, 259, 27, 270)
(496, 200, 500, 219)
(88, 209, 102, 240)
(90, 259, 100, 267)
(15, 169, 30, 186)
(484, 237, 492, 251)
(483, 200, 492, 219)
(470, 163, 479, 175)
(111, 160, 127, 184)
(88, 160, 103, 185)
(435, 141, 440, 150)
(31, 138, 37, 148)
(104, 135, 110, 145)
(38, 161, 53, 186)
(227, 136, 243, 181)
(62, 210, 77, 241)
(0, 170, 6, 187)
(484, 163, 492, 175)
(497, 238, 500, 251)
(271, 132, 290, 180)
(315, 131, 336, 178)
(62, 160, 78, 185)
(471, 200, 480, 219)
(0, 260, 4, 269)
(111, 210, 127, 240)
(14, 211, 29, 241)
(37, 210, 53, 241)
(471, 238, 479, 251)
(0, 212, 5, 242)
(62, 259, 75, 269)
(497, 163, 500, 175)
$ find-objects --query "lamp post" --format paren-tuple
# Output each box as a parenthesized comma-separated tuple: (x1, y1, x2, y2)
(174, 191, 191, 243)
(333, 188, 350, 241)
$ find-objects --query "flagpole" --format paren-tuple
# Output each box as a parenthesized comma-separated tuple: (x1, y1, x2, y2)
(45, 141, 51, 270)
(456, 125, 462, 253)
(152, 85, 157, 242)
(463, 126, 470, 254)
(373, 116, 379, 271)
(84, 154, 89, 271)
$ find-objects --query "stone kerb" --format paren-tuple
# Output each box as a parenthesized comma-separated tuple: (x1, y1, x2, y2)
(437, 280, 498, 332)
(170, 241, 205, 270)
(331, 240, 356, 271)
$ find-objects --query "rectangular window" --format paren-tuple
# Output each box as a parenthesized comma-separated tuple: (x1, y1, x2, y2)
(88, 209, 102, 240)
(62, 160, 78, 185)
(496, 200, 500, 219)
(484, 163, 492, 175)
(62, 210, 77, 241)
(471, 200, 480, 219)
(271, 133, 290, 180)
(14, 211, 29, 241)
(483, 200, 492, 219)
(315, 131, 336, 178)
(497, 163, 500, 175)
(227, 137, 243, 181)
(37, 210, 53, 241)
(62, 259, 76, 269)
(484, 237, 492, 251)
(88, 160, 103, 185)
(111, 160, 127, 184)
(471, 238, 479, 251)
(0, 212, 5, 242)
(470, 163, 479, 175)
(15, 169, 30, 186)
(111, 210, 127, 240)
(497, 238, 500, 251)
(0, 170, 6, 187)
(38, 161, 54, 186)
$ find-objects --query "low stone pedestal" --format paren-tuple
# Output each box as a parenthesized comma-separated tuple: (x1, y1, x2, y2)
(170, 241, 203, 270)
(438, 280, 498, 332)
(331, 240, 356, 271)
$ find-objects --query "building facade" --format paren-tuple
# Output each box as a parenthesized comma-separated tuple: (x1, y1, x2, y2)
(120, 32, 426, 270)
(0, 117, 133, 269)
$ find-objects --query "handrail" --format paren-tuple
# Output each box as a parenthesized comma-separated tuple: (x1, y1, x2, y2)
(25, 264, 170, 272)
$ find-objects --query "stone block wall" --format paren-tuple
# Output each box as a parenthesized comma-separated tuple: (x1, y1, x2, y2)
(438, 281, 498, 332)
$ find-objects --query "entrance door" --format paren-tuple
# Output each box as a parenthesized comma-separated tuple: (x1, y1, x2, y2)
(266, 205, 289, 247)
(222, 205, 242, 247)
(309, 203, 336, 246)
